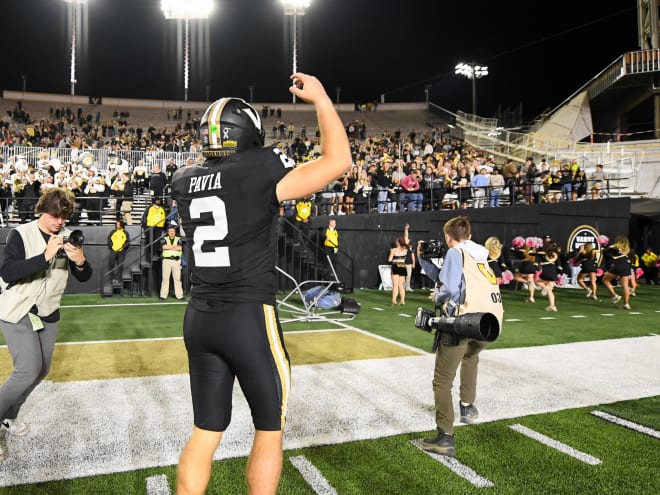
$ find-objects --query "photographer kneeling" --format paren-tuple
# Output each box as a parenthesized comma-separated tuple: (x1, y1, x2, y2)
(416, 216, 503, 457)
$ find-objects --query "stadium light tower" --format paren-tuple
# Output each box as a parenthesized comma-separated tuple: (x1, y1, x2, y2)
(161, 0, 213, 101)
(63, 0, 88, 96)
(281, 0, 311, 103)
(455, 62, 488, 115)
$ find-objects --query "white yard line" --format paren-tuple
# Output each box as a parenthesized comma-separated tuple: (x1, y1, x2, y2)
(145, 475, 171, 495)
(411, 440, 494, 488)
(591, 410, 660, 439)
(509, 424, 601, 465)
(289, 456, 338, 495)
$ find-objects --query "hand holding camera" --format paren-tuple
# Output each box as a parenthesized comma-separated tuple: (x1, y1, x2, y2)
(54, 230, 85, 265)
(417, 239, 446, 259)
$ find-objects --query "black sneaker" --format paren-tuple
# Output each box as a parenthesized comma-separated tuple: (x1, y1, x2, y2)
(419, 431, 455, 456)
(460, 403, 479, 424)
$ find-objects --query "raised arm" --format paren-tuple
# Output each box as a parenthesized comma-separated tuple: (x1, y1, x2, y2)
(276, 73, 352, 202)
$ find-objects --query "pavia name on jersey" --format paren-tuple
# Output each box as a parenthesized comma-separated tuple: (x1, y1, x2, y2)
(188, 171, 222, 194)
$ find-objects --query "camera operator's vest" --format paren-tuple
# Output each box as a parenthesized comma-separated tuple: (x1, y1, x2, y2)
(457, 248, 504, 330)
(0, 221, 71, 323)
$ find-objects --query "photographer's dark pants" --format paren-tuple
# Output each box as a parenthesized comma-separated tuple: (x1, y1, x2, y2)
(432, 337, 488, 435)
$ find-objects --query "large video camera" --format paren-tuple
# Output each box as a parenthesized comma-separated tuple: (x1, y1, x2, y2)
(414, 306, 500, 351)
(56, 229, 85, 259)
(418, 239, 446, 259)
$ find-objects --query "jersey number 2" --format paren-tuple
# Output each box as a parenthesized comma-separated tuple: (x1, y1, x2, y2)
(189, 196, 230, 267)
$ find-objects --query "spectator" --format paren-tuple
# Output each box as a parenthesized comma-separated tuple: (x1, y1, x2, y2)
(589, 164, 608, 199)
(132, 160, 149, 194)
(400, 169, 423, 212)
(470, 166, 489, 208)
(559, 163, 573, 202)
(149, 164, 168, 200)
(488, 167, 505, 207)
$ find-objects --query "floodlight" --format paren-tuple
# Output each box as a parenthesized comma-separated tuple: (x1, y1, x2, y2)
(161, 0, 213, 19)
(281, 0, 311, 102)
(161, 0, 213, 101)
(280, 0, 311, 15)
(63, 0, 89, 96)
(455, 61, 489, 115)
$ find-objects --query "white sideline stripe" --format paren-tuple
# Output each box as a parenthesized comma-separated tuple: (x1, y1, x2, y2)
(509, 424, 601, 465)
(571, 315, 587, 318)
(539, 317, 555, 320)
(505, 318, 521, 322)
(146, 474, 171, 495)
(630, 311, 643, 315)
(398, 313, 411, 318)
(61, 302, 185, 308)
(650, 333, 659, 336)
(289, 455, 338, 495)
(591, 411, 660, 439)
(0, 328, 356, 349)
(411, 440, 494, 488)
(372, 307, 385, 311)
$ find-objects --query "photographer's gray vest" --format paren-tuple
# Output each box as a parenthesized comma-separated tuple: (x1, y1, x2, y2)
(458, 248, 504, 330)
(0, 221, 71, 324)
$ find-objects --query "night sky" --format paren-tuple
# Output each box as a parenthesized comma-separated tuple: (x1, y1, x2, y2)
(1, 0, 639, 122)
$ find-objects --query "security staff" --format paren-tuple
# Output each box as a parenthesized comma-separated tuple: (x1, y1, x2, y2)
(159, 225, 184, 300)
(323, 218, 339, 266)
(142, 197, 166, 261)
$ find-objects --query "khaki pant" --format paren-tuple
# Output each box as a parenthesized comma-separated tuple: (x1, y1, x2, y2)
(121, 201, 133, 225)
(432, 336, 488, 434)
(160, 258, 183, 299)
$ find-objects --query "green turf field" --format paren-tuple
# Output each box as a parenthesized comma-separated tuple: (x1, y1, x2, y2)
(0, 286, 658, 494)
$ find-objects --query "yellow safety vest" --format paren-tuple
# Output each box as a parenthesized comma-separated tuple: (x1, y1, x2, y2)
(161, 236, 181, 259)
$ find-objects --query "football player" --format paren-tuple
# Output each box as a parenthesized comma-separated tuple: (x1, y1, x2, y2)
(171, 72, 351, 495)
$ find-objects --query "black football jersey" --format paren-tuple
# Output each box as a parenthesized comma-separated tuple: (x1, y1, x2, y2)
(171, 147, 294, 305)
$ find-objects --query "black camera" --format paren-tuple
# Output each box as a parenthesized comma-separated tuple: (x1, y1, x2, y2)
(415, 306, 500, 351)
(418, 239, 446, 259)
(56, 229, 85, 258)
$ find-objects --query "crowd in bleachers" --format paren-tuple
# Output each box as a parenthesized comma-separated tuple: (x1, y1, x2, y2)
(1, 101, 614, 227)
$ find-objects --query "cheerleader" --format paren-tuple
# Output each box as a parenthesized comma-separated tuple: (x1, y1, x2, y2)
(537, 241, 562, 311)
(513, 244, 540, 302)
(485, 237, 510, 285)
(602, 235, 632, 309)
(576, 242, 599, 300)
(628, 248, 640, 297)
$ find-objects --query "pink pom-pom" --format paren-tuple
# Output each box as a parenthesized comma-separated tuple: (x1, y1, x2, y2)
(597, 235, 609, 246)
(525, 236, 536, 248)
(635, 267, 644, 279)
(512, 236, 525, 248)
(534, 270, 541, 280)
(596, 268, 603, 277)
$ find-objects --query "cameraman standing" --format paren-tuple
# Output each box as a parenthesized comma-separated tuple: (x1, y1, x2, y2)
(0, 188, 92, 461)
(416, 216, 503, 457)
